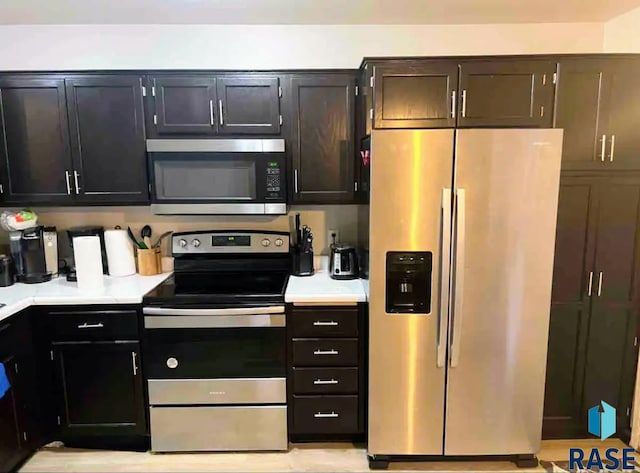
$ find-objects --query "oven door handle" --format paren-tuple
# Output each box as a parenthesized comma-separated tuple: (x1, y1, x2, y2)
(142, 306, 285, 316)
(144, 314, 285, 329)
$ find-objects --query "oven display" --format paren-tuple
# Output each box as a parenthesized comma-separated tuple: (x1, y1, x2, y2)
(212, 235, 251, 247)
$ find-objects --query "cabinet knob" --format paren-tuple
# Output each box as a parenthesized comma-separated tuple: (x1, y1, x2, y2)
(166, 357, 179, 369)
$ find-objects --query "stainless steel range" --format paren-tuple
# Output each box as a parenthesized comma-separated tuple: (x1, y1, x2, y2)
(142, 230, 290, 452)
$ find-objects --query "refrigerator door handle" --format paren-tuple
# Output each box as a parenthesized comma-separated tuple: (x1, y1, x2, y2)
(437, 188, 452, 368)
(450, 188, 466, 368)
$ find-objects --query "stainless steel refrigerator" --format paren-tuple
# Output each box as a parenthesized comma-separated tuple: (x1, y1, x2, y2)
(367, 128, 563, 465)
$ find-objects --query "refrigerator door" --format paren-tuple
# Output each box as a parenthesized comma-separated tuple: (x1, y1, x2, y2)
(368, 129, 454, 455)
(444, 129, 563, 455)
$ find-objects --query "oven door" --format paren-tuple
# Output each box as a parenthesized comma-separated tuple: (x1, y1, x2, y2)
(147, 139, 286, 215)
(142, 306, 286, 380)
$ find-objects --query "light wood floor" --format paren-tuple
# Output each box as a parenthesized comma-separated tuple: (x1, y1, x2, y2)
(19, 439, 630, 472)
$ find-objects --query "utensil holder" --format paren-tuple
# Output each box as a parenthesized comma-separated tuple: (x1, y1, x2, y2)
(293, 247, 314, 276)
(137, 248, 160, 276)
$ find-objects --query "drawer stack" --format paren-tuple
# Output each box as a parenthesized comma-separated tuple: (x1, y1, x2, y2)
(287, 304, 366, 439)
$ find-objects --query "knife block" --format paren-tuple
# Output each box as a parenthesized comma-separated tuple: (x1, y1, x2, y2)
(292, 246, 314, 277)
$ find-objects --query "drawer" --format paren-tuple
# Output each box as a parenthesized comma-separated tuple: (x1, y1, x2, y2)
(48, 310, 139, 341)
(290, 308, 358, 337)
(292, 367, 358, 394)
(292, 395, 358, 434)
(292, 339, 358, 366)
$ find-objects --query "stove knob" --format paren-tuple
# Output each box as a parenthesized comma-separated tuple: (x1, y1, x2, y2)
(261, 238, 271, 247)
(274, 238, 284, 247)
(192, 239, 201, 248)
(179, 239, 188, 248)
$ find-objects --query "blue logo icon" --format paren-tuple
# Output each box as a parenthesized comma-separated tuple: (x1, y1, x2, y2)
(588, 401, 616, 441)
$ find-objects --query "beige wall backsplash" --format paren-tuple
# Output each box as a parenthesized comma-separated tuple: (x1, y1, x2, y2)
(10, 205, 359, 256)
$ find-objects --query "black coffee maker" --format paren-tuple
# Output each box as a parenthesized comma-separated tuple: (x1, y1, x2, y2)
(16, 226, 52, 284)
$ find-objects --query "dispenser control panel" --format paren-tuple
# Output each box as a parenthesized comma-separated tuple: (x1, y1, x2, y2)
(385, 251, 432, 314)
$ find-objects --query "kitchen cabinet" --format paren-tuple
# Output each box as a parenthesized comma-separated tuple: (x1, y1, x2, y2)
(457, 59, 555, 127)
(543, 174, 640, 440)
(287, 304, 367, 440)
(148, 74, 282, 136)
(555, 58, 640, 170)
(0, 77, 74, 205)
(65, 76, 149, 204)
(373, 60, 458, 129)
(289, 74, 356, 204)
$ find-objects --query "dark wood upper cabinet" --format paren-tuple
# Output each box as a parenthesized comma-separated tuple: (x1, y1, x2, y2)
(216, 76, 281, 135)
(53, 342, 146, 438)
(65, 76, 149, 204)
(290, 74, 356, 204)
(373, 61, 458, 129)
(0, 78, 74, 204)
(152, 76, 217, 135)
(458, 60, 555, 127)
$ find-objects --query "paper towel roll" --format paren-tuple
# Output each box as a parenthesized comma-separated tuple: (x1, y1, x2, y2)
(104, 230, 136, 277)
(73, 236, 104, 291)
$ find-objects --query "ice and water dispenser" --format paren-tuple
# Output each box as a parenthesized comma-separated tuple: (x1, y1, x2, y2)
(385, 252, 432, 313)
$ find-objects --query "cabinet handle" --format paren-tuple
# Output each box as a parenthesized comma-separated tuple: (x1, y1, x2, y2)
(313, 321, 338, 326)
(600, 134, 607, 162)
(131, 352, 138, 376)
(73, 171, 80, 194)
(609, 135, 616, 162)
(314, 379, 338, 385)
(451, 90, 456, 118)
(77, 322, 104, 329)
(209, 100, 215, 126)
(65, 171, 72, 195)
(461, 89, 467, 118)
(218, 100, 224, 126)
(294, 169, 299, 194)
(597, 271, 603, 297)
(587, 271, 593, 297)
(314, 349, 339, 355)
(314, 411, 339, 418)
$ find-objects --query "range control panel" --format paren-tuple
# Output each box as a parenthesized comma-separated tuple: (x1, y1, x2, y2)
(172, 231, 290, 255)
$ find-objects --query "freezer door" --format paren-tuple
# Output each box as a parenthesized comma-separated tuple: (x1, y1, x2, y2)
(368, 129, 454, 455)
(445, 129, 563, 455)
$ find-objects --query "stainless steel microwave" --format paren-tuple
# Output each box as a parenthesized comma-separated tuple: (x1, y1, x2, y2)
(147, 139, 286, 215)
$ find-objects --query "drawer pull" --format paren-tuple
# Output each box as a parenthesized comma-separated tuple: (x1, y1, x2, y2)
(77, 322, 104, 329)
(313, 321, 338, 326)
(314, 411, 339, 418)
(314, 379, 339, 385)
(314, 349, 339, 356)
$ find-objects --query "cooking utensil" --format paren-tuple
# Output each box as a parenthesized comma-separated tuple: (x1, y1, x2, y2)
(295, 213, 301, 246)
(153, 231, 173, 248)
(127, 227, 146, 249)
(141, 225, 153, 249)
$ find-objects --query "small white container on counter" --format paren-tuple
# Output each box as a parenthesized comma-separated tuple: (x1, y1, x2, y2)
(73, 236, 104, 291)
(104, 229, 136, 277)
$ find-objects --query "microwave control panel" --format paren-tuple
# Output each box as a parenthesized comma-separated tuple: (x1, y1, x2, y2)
(266, 162, 282, 197)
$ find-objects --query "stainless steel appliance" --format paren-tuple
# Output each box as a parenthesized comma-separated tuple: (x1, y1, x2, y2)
(147, 139, 286, 215)
(17, 226, 53, 284)
(43, 226, 58, 277)
(142, 230, 290, 452)
(367, 129, 563, 468)
(329, 244, 359, 280)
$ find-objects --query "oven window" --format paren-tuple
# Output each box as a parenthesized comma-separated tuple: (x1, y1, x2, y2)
(144, 327, 286, 379)
(153, 154, 256, 200)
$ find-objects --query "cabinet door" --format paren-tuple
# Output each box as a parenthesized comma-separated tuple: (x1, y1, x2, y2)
(66, 76, 149, 204)
(0, 354, 21, 470)
(217, 76, 281, 135)
(290, 75, 355, 204)
(555, 59, 610, 170)
(152, 77, 217, 135)
(543, 177, 597, 438)
(53, 342, 145, 437)
(0, 78, 74, 204)
(603, 59, 640, 170)
(373, 61, 457, 129)
(458, 60, 555, 127)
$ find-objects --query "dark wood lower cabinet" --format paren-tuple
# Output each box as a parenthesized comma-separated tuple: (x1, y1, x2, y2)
(287, 303, 367, 440)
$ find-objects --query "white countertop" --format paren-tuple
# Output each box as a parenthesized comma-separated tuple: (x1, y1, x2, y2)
(0, 273, 172, 324)
(285, 260, 368, 303)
